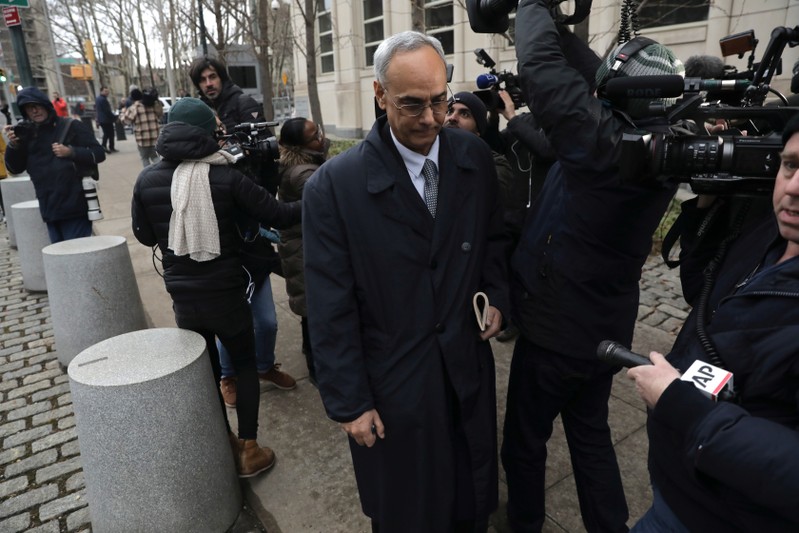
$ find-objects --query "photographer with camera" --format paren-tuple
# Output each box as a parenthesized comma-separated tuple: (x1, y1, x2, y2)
(4, 87, 106, 243)
(488, 1, 683, 531)
(188, 56, 297, 400)
(624, 114, 799, 532)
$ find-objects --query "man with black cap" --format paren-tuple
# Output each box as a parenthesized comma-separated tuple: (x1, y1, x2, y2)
(444, 91, 513, 203)
(4, 87, 105, 243)
(501, 1, 685, 531)
(626, 113, 799, 532)
(131, 97, 301, 479)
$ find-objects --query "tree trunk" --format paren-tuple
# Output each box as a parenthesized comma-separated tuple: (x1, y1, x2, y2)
(303, 0, 322, 124)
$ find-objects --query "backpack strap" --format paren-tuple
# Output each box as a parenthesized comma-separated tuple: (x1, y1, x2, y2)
(56, 117, 75, 145)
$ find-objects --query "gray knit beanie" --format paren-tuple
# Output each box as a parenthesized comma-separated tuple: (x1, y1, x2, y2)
(596, 41, 685, 118)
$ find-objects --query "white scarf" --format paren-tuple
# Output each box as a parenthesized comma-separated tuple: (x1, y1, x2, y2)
(168, 150, 236, 262)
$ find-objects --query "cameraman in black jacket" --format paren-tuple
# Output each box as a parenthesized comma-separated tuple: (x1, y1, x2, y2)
(188, 56, 297, 398)
(626, 115, 799, 532)
(501, 1, 684, 531)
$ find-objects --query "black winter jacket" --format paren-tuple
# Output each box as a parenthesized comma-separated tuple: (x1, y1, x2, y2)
(647, 199, 799, 532)
(131, 122, 300, 302)
(5, 88, 106, 222)
(510, 0, 676, 357)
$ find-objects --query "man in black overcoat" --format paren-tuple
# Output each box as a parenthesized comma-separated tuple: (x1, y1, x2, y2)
(303, 30, 510, 533)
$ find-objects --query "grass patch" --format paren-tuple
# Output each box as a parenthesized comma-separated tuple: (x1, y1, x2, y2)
(652, 195, 682, 257)
(329, 139, 361, 158)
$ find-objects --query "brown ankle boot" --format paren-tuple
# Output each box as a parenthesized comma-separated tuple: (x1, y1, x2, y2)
(228, 432, 240, 468)
(238, 439, 275, 478)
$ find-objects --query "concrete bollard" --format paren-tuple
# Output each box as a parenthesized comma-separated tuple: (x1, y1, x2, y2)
(68, 328, 242, 533)
(11, 199, 49, 291)
(43, 235, 148, 367)
(1, 175, 36, 248)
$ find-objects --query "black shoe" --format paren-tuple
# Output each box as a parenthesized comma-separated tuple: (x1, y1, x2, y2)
(109, 148, 119, 153)
(103, 147, 111, 153)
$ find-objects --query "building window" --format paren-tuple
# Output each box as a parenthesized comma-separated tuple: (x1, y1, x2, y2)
(637, 0, 709, 29)
(318, 0, 334, 73)
(424, 0, 453, 55)
(364, 0, 383, 67)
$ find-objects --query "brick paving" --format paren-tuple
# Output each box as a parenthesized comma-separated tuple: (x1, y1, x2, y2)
(0, 210, 689, 532)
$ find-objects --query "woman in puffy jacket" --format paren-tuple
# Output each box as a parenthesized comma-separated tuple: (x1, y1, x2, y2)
(132, 98, 300, 478)
(277, 117, 329, 385)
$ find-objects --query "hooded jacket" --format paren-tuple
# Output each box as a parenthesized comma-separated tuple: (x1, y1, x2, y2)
(5, 87, 106, 222)
(131, 121, 301, 302)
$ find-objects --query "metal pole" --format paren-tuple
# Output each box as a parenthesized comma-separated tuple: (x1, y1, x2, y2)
(8, 25, 34, 88)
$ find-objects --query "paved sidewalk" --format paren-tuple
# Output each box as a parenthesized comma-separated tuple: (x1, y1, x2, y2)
(0, 140, 690, 532)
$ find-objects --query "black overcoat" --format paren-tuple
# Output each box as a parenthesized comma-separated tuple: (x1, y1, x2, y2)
(303, 116, 509, 532)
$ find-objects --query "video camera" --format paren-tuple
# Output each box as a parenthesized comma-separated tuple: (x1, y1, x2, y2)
(473, 48, 525, 111)
(618, 24, 799, 195)
(218, 121, 280, 164)
(465, 0, 799, 196)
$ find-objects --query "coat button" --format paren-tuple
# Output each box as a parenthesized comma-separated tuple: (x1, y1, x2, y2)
(435, 323, 445, 332)
(461, 242, 471, 252)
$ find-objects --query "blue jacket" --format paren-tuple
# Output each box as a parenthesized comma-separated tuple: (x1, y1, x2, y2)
(4, 87, 106, 222)
(94, 93, 114, 124)
(647, 199, 799, 531)
(511, 0, 676, 357)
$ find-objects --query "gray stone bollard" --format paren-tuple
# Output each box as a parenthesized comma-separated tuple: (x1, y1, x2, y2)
(68, 328, 242, 533)
(1, 175, 36, 248)
(43, 235, 148, 366)
(11, 199, 49, 291)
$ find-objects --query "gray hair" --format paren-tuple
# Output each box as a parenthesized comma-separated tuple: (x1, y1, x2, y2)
(373, 31, 446, 87)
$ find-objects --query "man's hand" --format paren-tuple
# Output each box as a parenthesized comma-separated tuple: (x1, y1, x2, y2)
(498, 91, 516, 121)
(480, 306, 503, 341)
(4, 124, 19, 147)
(627, 351, 680, 409)
(341, 408, 385, 447)
(51, 143, 73, 159)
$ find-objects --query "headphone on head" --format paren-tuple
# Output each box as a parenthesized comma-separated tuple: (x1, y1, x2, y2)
(596, 36, 656, 106)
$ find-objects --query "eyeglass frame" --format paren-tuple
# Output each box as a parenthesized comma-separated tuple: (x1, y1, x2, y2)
(307, 123, 324, 144)
(381, 85, 452, 117)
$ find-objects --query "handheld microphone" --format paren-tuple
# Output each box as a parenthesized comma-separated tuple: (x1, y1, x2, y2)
(597, 340, 736, 402)
(476, 73, 500, 89)
(603, 75, 750, 100)
(596, 340, 653, 368)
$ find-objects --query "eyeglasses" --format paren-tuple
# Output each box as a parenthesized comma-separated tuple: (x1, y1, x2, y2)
(383, 87, 450, 117)
(307, 123, 324, 144)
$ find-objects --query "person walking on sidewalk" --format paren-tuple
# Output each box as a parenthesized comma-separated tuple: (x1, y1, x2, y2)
(131, 98, 301, 477)
(304, 31, 509, 532)
(122, 87, 163, 168)
(95, 86, 117, 153)
(189, 56, 296, 406)
(4, 87, 106, 243)
(52, 92, 69, 118)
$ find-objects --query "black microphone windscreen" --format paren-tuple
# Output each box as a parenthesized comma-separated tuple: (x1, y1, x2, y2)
(604, 75, 685, 100)
(685, 55, 726, 79)
(596, 340, 653, 368)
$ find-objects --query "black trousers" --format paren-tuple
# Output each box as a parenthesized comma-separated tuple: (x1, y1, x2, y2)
(100, 122, 115, 150)
(173, 293, 260, 439)
(501, 336, 629, 533)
